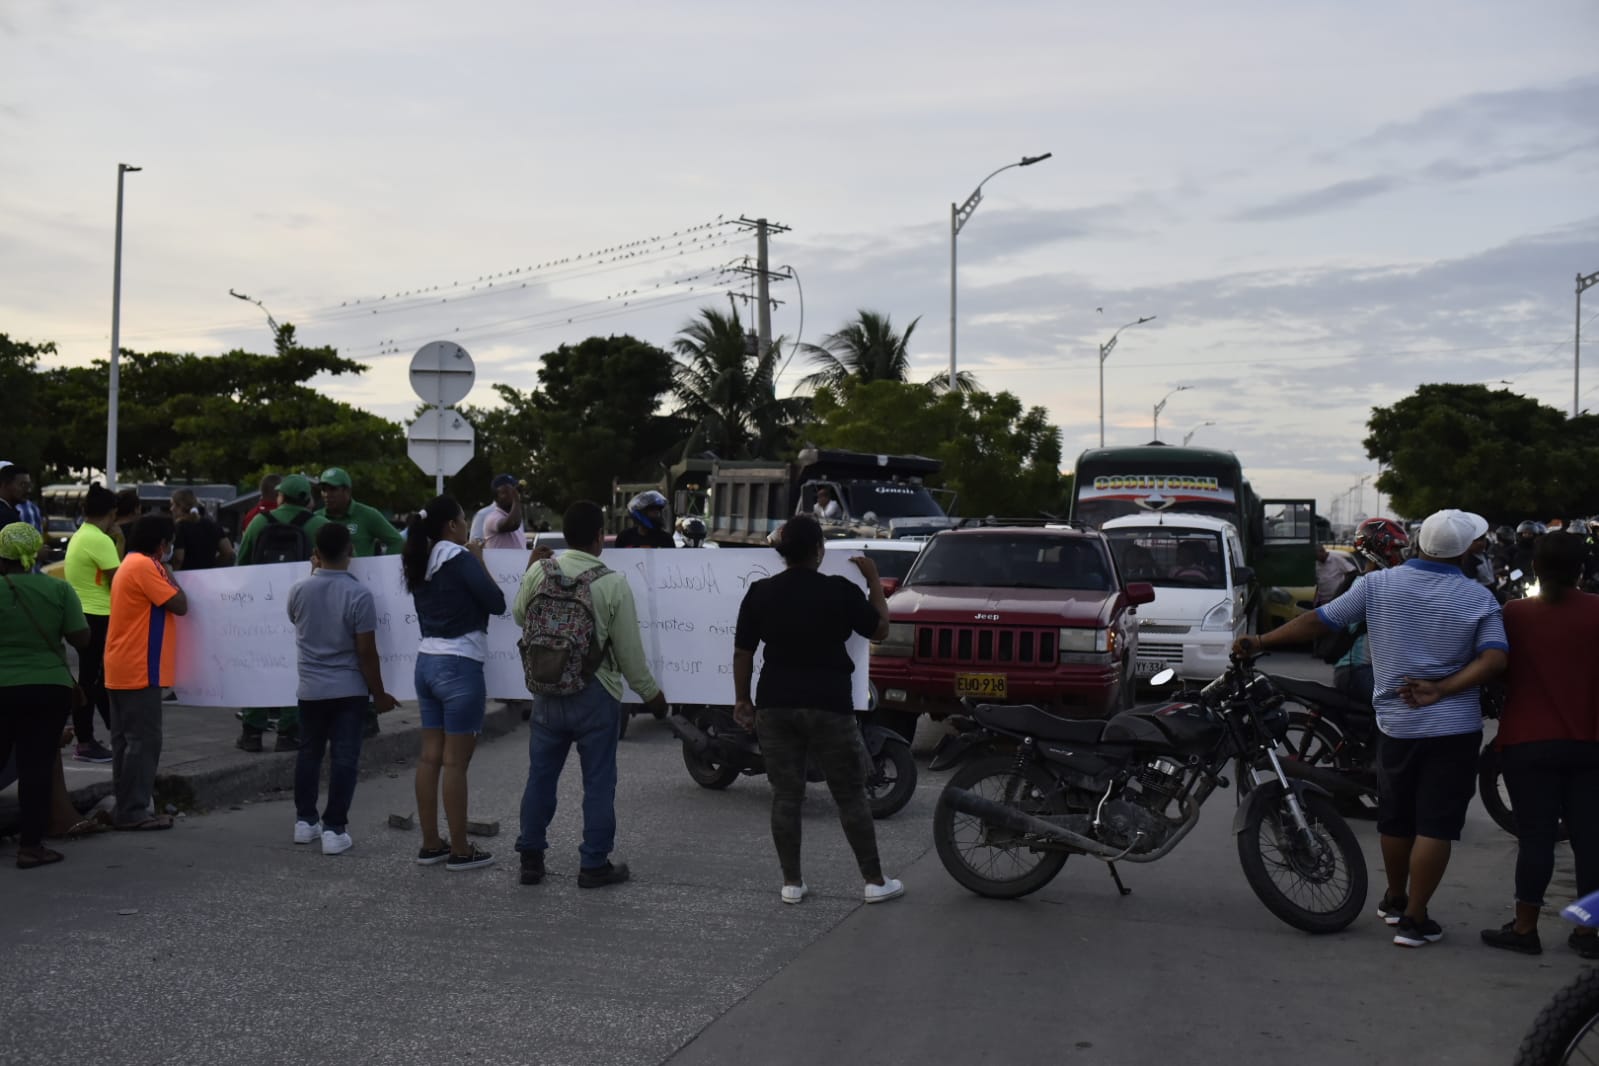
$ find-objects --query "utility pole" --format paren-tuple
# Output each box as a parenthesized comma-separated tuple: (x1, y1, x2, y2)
(106, 162, 141, 492)
(733, 218, 791, 357)
(1577, 270, 1598, 418)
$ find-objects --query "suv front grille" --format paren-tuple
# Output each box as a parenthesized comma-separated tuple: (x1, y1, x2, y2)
(915, 625, 1057, 665)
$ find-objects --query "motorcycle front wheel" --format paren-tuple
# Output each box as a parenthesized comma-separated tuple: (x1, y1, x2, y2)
(866, 740, 916, 820)
(933, 755, 1070, 899)
(1237, 790, 1367, 934)
(1514, 968, 1599, 1066)
(682, 742, 741, 790)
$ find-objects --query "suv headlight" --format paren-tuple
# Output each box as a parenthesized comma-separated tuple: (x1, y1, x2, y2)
(873, 622, 914, 658)
(1059, 627, 1112, 656)
(1201, 601, 1233, 632)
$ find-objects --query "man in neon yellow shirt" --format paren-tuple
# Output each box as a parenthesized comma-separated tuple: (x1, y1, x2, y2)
(63, 485, 120, 763)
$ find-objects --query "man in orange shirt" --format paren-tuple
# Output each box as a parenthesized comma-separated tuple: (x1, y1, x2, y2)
(104, 513, 188, 831)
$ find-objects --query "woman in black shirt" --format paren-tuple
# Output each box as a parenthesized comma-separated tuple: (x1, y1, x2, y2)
(733, 515, 902, 905)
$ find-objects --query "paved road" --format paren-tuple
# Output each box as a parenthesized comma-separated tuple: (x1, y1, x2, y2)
(4, 655, 1588, 1065)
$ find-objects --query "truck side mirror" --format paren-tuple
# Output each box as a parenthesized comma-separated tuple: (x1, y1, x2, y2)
(1125, 581, 1156, 607)
(1232, 566, 1255, 586)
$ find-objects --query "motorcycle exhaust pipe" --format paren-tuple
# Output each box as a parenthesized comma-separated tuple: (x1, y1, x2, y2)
(942, 787, 1128, 861)
(666, 713, 712, 756)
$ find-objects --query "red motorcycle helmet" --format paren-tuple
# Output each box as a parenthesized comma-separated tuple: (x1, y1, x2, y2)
(1354, 517, 1409, 568)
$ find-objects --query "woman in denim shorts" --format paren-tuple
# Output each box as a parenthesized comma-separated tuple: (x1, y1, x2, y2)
(401, 496, 506, 871)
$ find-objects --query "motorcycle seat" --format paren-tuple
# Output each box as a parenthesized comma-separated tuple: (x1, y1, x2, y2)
(1268, 674, 1373, 720)
(974, 703, 1106, 745)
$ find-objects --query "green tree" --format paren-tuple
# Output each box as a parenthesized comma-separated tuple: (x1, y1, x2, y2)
(808, 379, 1067, 517)
(1365, 384, 1599, 523)
(671, 306, 807, 458)
(799, 310, 919, 392)
(0, 334, 53, 475)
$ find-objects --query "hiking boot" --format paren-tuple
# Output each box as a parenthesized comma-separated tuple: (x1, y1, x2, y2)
(578, 861, 631, 888)
(519, 850, 546, 886)
(1376, 892, 1408, 926)
(236, 730, 264, 753)
(74, 740, 114, 764)
(273, 733, 301, 753)
(1481, 922, 1542, 955)
(1393, 915, 1444, 948)
(1571, 931, 1599, 960)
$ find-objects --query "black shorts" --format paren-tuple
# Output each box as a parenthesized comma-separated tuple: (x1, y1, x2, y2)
(1376, 730, 1483, 841)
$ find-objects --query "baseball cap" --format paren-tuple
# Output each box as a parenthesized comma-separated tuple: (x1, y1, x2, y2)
(491, 474, 517, 490)
(277, 474, 313, 503)
(317, 467, 353, 489)
(1417, 509, 1489, 559)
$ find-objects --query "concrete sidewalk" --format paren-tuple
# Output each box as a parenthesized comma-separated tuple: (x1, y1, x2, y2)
(0, 698, 530, 832)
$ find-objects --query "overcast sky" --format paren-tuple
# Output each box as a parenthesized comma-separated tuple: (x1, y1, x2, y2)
(3, 0, 1594, 518)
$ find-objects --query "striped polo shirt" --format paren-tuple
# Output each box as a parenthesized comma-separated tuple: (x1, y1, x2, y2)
(1316, 558, 1507, 739)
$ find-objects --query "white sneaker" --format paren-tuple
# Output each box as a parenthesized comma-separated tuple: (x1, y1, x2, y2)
(293, 820, 321, 844)
(863, 878, 905, 904)
(781, 883, 808, 905)
(321, 830, 353, 856)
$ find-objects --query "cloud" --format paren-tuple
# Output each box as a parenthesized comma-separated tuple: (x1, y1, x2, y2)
(1354, 77, 1599, 151)
(1231, 176, 1406, 222)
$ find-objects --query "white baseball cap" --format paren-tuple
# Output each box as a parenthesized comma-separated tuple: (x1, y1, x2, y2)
(1418, 509, 1490, 559)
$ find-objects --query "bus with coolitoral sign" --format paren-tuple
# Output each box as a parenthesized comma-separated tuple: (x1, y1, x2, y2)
(1067, 444, 1318, 618)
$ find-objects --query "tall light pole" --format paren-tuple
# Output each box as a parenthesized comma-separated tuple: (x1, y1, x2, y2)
(1182, 421, 1216, 447)
(1098, 315, 1156, 447)
(1577, 270, 1598, 418)
(1355, 475, 1371, 520)
(949, 152, 1052, 389)
(229, 288, 285, 354)
(106, 162, 142, 492)
(1152, 385, 1192, 441)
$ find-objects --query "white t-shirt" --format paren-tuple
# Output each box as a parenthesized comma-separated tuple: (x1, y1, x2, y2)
(1315, 551, 1358, 604)
(815, 499, 842, 520)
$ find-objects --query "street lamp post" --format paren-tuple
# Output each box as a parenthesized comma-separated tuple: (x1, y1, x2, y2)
(1577, 270, 1598, 419)
(949, 152, 1052, 389)
(106, 162, 142, 492)
(1098, 315, 1157, 447)
(229, 288, 285, 354)
(1152, 385, 1192, 441)
(1182, 421, 1216, 447)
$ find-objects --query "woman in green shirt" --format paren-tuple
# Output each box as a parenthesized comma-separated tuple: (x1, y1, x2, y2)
(0, 522, 90, 868)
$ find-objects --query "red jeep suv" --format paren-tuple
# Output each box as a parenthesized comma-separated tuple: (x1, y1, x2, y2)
(870, 527, 1155, 728)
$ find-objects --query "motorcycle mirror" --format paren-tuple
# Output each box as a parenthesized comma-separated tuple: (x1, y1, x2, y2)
(1509, 569, 1523, 582)
(1149, 668, 1176, 687)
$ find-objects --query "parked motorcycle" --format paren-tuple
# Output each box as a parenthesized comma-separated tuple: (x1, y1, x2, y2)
(930, 656, 1368, 934)
(1267, 673, 1565, 841)
(1512, 889, 1599, 1066)
(665, 705, 917, 819)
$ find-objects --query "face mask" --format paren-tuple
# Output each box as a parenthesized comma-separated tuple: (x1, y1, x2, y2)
(162, 544, 175, 563)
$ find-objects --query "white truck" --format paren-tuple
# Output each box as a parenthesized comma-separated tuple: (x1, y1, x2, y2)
(1100, 512, 1254, 682)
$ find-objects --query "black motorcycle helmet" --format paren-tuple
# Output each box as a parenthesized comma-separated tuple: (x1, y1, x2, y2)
(1495, 524, 1514, 542)
(1516, 520, 1542, 539)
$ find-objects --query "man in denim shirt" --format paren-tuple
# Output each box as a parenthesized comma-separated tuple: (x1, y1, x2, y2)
(1238, 509, 1507, 949)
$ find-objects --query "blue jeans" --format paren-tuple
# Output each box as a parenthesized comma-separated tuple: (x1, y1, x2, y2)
(516, 677, 621, 868)
(294, 695, 367, 832)
(414, 654, 487, 735)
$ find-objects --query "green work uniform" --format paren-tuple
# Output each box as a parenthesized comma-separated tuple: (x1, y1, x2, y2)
(318, 499, 405, 558)
(0, 574, 88, 687)
(235, 503, 330, 737)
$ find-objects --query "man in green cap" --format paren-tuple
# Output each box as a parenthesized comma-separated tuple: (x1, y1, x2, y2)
(315, 467, 403, 737)
(315, 468, 404, 559)
(235, 474, 329, 752)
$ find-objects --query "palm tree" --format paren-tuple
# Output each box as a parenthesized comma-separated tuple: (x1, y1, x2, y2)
(926, 368, 982, 395)
(671, 306, 808, 458)
(799, 311, 920, 392)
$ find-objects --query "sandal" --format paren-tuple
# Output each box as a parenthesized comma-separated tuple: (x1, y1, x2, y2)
(113, 815, 174, 832)
(64, 818, 110, 839)
(17, 847, 65, 869)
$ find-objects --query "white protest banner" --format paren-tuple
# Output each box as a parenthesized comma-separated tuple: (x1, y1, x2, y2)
(171, 550, 871, 709)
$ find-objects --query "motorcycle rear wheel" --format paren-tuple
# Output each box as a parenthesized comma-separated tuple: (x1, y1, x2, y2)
(1237, 790, 1367, 934)
(682, 742, 741, 790)
(866, 740, 917, 820)
(1478, 744, 1569, 842)
(1513, 968, 1599, 1066)
(933, 756, 1071, 899)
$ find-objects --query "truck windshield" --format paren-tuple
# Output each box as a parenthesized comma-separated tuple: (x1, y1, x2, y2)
(843, 482, 943, 520)
(905, 534, 1115, 592)
(1104, 528, 1227, 589)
